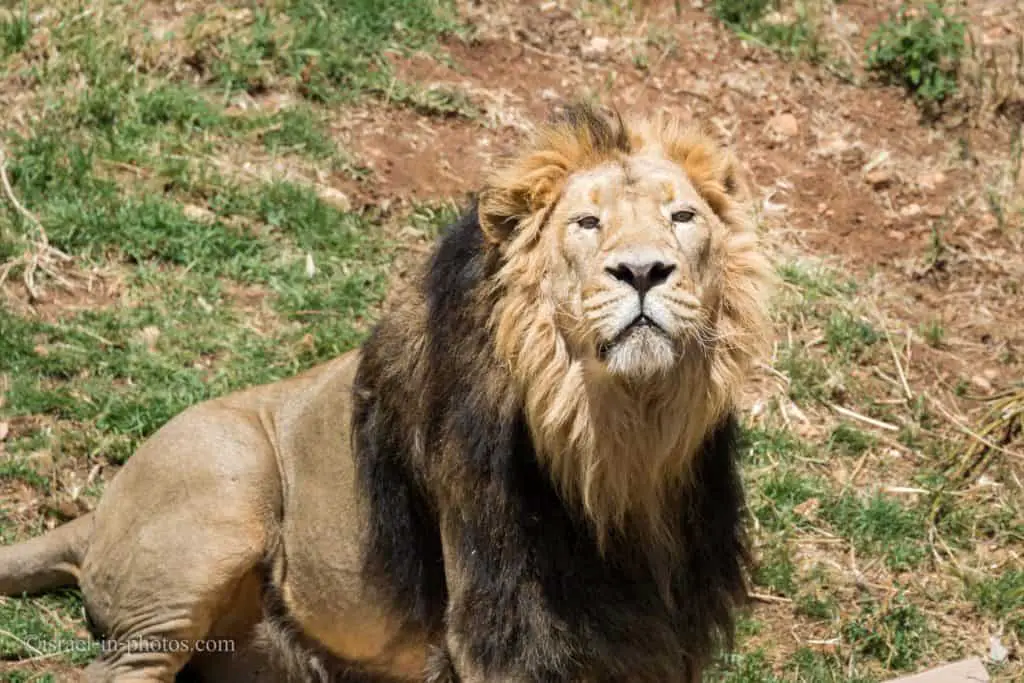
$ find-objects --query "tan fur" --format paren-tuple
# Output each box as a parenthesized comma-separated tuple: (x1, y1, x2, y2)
(484, 110, 773, 548)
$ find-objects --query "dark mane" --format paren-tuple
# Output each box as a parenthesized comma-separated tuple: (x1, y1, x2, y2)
(351, 206, 749, 680)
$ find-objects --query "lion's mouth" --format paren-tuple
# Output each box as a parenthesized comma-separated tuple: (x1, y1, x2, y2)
(597, 315, 667, 359)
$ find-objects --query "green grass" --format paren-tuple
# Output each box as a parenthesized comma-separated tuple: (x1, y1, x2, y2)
(843, 599, 931, 671)
(827, 423, 874, 457)
(710, 650, 784, 683)
(0, 2, 32, 59)
(708, 647, 875, 683)
(754, 542, 798, 597)
(713, 0, 826, 62)
(753, 469, 825, 533)
(919, 318, 945, 348)
(786, 647, 875, 683)
(777, 344, 832, 404)
(261, 106, 338, 159)
(823, 493, 928, 571)
(866, 3, 966, 107)
(202, 0, 461, 103)
(824, 311, 880, 360)
(739, 424, 808, 466)
(0, 591, 97, 665)
(795, 591, 839, 622)
(0, 162, 389, 456)
(968, 570, 1024, 639)
(777, 261, 858, 302)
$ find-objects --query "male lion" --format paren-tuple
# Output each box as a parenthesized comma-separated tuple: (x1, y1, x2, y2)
(0, 105, 771, 682)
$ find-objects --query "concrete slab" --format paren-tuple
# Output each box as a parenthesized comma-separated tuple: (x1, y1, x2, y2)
(884, 658, 989, 683)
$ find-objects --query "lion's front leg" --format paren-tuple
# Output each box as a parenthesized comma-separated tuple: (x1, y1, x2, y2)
(436, 510, 592, 683)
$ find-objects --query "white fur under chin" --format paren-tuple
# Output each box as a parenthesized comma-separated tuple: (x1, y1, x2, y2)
(603, 328, 678, 379)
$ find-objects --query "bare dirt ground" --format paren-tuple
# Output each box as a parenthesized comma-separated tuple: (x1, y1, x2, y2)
(1, 0, 1022, 681)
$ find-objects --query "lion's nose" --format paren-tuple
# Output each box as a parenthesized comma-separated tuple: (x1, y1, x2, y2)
(605, 260, 677, 296)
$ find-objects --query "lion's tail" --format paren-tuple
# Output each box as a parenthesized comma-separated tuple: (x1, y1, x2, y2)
(0, 514, 92, 595)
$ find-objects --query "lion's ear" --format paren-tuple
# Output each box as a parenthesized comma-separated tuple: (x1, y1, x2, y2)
(673, 136, 752, 227)
(478, 169, 561, 244)
(478, 187, 524, 243)
(477, 103, 628, 243)
(720, 152, 747, 199)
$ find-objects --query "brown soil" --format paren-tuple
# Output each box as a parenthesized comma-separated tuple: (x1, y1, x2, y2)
(339, 0, 1022, 402)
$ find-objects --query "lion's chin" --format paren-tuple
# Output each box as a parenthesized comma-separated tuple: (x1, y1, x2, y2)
(599, 326, 678, 380)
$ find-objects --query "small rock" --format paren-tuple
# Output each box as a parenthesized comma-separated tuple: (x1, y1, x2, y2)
(317, 186, 351, 211)
(0, 421, 8, 441)
(793, 497, 820, 519)
(900, 203, 922, 218)
(768, 113, 799, 138)
(865, 168, 894, 189)
(989, 635, 1008, 664)
(33, 344, 49, 357)
(970, 374, 994, 392)
(917, 171, 947, 190)
(581, 36, 612, 60)
(183, 204, 215, 223)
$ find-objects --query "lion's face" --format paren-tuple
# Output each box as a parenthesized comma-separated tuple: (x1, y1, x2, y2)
(548, 155, 725, 380)
(481, 107, 771, 542)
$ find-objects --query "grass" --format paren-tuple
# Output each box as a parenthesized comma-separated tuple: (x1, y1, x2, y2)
(777, 344, 833, 404)
(824, 311, 880, 361)
(843, 599, 932, 671)
(754, 542, 798, 597)
(710, 647, 873, 683)
(185, 0, 462, 103)
(827, 423, 874, 457)
(0, 3, 32, 59)
(968, 570, 1024, 639)
(0, 591, 96, 665)
(713, 0, 827, 62)
(866, 3, 966, 108)
(737, 258, 1021, 680)
(824, 493, 929, 571)
(919, 318, 945, 348)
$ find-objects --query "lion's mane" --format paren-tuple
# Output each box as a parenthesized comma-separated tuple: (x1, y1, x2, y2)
(351, 105, 772, 681)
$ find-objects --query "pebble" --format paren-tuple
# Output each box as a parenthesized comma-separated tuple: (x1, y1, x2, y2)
(768, 113, 799, 138)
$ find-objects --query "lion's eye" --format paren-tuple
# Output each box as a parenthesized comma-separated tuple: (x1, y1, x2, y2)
(671, 210, 696, 224)
(576, 215, 601, 230)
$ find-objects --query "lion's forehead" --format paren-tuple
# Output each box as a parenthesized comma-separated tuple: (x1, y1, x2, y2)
(563, 156, 701, 211)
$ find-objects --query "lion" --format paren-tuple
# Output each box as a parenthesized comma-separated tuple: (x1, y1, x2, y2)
(0, 104, 771, 682)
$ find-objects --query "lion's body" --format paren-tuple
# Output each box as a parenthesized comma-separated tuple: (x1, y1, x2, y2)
(0, 106, 771, 682)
